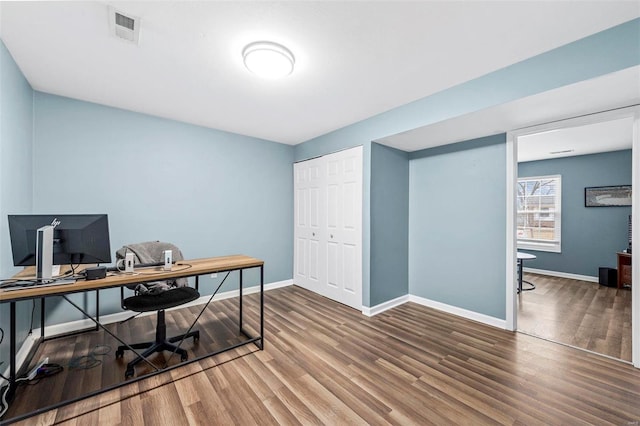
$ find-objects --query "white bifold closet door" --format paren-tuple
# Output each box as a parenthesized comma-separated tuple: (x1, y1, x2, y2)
(294, 146, 363, 310)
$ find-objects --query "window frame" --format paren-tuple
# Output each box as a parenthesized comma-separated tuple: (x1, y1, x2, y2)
(517, 174, 561, 253)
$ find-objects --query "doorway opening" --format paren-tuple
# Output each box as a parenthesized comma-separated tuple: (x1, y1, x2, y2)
(506, 106, 639, 367)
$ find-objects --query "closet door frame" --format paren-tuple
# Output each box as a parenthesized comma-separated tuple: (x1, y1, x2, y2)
(293, 146, 363, 310)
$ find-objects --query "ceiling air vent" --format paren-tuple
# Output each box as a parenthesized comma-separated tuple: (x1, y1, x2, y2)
(109, 7, 140, 44)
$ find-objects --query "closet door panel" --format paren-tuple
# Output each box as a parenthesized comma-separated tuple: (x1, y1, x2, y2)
(323, 147, 362, 308)
(294, 164, 308, 287)
(308, 159, 325, 292)
(294, 158, 325, 293)
(343, 243, 357, 294)
(295, 236, 306, 279)
(327, 241, 340, 289)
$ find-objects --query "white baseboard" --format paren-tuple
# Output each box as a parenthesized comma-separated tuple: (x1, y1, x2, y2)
(408, 294, 507, 329)
(523, 267, 598, 283)
(362, 292, 506, 330)
(1, 279, 293, 384)
(362, 294, 410, 317)
(180, 278, 293, 310)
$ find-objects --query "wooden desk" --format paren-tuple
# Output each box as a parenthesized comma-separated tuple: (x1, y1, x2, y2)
(1, 255, 263, 302)
(617, 252, 632, 289)
(1, 255, 264, 423)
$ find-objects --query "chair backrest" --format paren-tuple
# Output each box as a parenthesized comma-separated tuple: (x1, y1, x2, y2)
(116, 241, 187, 292)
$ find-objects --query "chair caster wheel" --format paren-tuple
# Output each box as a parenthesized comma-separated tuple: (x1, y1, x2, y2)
(193, 331, 200, 342)
(125, 368, 135, 379)
(181, 353, 188, 362)
(115, 349, 124, 358)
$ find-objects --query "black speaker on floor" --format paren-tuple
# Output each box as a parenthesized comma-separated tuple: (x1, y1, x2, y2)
(598, 267, 617, 288)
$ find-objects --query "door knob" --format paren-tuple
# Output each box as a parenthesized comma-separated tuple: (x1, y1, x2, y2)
(330, 234, 333, 238)
(312, 232, 315, 236)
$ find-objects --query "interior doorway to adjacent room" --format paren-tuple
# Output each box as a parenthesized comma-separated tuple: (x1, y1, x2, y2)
(507, 107, 638, 365)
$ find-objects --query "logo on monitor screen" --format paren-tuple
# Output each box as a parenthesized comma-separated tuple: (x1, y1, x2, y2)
(51, 218, 61, 228)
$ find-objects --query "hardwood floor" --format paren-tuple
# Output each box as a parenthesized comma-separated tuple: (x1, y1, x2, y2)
(517, 273, 632, 362)
(5, 285, 640, 425)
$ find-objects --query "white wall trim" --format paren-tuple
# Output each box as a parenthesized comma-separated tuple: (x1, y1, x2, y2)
(632, 109, 639, 368)
(364, 293, 507, 330)
(361, 287, 509, 329)
(523, 267, 598, 283)
(1, 279, 293, 384)
(409, 295, 507, 329)
(362, 294, 409, 317)
(505, 131, 517, 331)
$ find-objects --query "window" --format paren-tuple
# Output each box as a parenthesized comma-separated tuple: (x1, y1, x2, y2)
(517, 175, 561, 252)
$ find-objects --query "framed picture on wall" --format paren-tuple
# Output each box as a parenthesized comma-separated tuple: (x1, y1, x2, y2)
(584, 185, 632, 207)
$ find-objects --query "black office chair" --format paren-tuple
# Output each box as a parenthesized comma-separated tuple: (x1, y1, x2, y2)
(114, 241, 200, 379)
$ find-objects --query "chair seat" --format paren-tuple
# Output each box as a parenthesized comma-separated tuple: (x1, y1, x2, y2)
(123, 287, 200, 312)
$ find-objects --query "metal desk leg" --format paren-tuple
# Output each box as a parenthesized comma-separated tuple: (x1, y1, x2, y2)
(95, 290, 100, 331)
(259, 264, 264, 350)
(40, 298, 45, 338)
(521, 279, 536, 291)
(239, 269, 243, 334)
(8, 301, 17, 401)
(518, 259, 535, 292)
(518, 260, 523, 294)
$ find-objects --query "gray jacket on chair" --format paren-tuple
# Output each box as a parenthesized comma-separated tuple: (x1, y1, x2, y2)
(115, 241, 187, 294)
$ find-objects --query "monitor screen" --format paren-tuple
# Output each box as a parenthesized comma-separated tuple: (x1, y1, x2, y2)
(8, 214, 112, 266)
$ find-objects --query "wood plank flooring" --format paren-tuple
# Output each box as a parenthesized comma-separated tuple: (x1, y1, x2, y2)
(517, 273, 632, 362)
(5, 285, 640, 425)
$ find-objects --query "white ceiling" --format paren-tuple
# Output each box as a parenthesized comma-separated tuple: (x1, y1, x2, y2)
(1, 1, 638, 146)
(517, 116, 634, 163)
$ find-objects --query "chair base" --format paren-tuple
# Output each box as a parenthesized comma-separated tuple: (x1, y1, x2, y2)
(116, 304, 200, 379)
(116, 330, 200, 379)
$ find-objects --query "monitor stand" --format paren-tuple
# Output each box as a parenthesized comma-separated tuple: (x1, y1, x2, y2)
(36, 225, 54, 283)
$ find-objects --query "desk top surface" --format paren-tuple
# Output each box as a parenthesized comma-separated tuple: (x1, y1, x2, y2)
(0, 255, 263, 301)
(517, 252, 537, 260)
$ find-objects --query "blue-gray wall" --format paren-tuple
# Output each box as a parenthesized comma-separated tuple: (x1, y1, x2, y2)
(294, 18, 639, 309)
(519, 150, 632, 277)
(370, 143, 409, 305)
(409, 135, 507, 319)
(0, 42, 32, 277)
(0, 40, 34, 371)
(31, 92, 294, 324)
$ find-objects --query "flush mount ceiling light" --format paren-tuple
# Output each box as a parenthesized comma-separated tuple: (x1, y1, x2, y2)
(242, 41, 295, 79)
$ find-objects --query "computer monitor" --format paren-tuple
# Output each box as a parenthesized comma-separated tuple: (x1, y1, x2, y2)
(8, 214, 112, 267)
